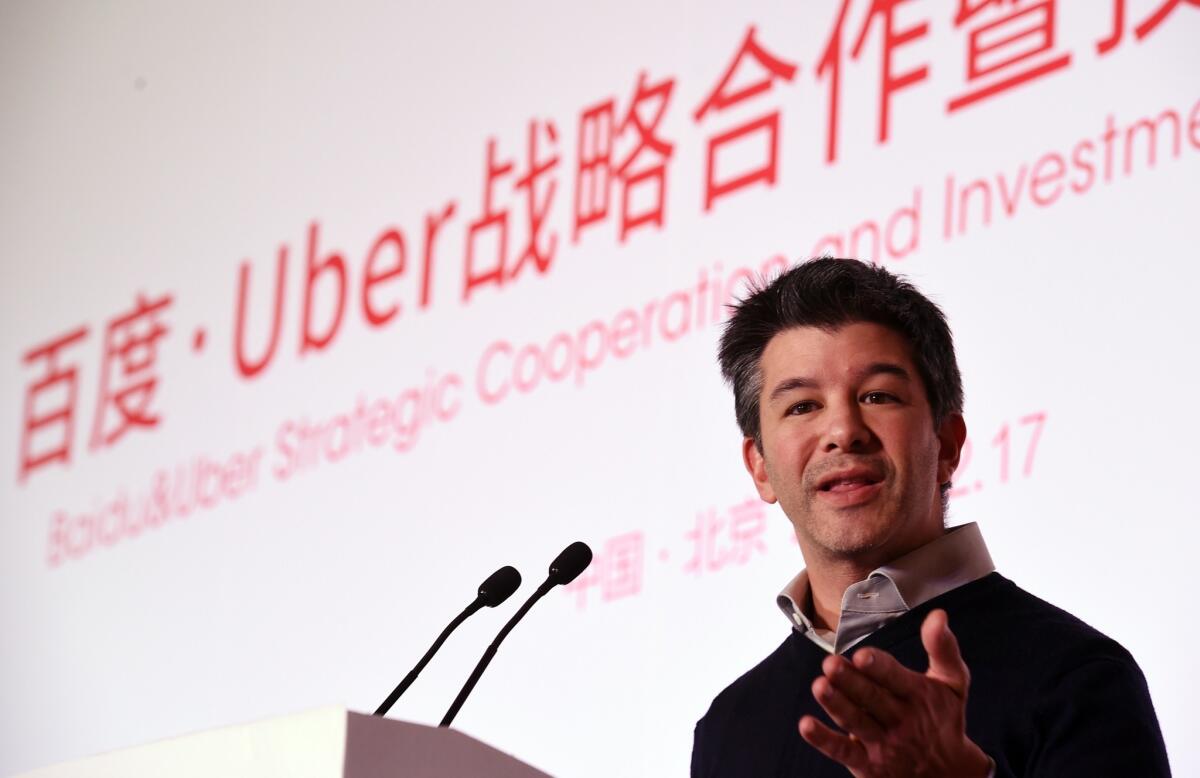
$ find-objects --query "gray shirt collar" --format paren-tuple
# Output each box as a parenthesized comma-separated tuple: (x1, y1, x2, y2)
(776, 522, 996, 654)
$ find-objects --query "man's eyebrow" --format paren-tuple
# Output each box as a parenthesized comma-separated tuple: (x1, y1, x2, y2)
(766, 363, 912, 402)
(860, 362, 911, 382)
(768, 376, 817, 402)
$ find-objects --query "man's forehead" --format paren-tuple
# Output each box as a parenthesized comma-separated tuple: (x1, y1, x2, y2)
(759, 322, 917, 375)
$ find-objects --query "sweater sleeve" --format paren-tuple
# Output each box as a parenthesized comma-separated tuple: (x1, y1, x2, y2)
(690, 718, 708, 778)
(1028, 654, 1171, 777)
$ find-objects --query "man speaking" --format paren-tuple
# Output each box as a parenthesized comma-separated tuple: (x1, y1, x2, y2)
(691, 258, 1170, 776)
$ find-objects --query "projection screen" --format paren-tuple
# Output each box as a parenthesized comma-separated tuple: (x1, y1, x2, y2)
(2, 1, 1198, 775)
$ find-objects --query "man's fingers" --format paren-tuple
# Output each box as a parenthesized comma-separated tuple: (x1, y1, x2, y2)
(822, 655, 905, 727)
(920, 608, 970, 696)
(848, 645, 921, 700)
(798, 714, 867, 771)
(812, 675, 885, 741)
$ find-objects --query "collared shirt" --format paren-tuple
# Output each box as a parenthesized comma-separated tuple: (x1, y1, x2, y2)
(776, 522, 996, 655)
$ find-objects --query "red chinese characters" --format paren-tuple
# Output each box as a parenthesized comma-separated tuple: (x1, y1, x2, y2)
(90, 293, 174, 449)
(818, 0, 929, 163)
(18, 326, 89, 481)
(574, 102, 614, 239)
(574, 72, 677, 242)
(1097, 0, 1199, 54)
(683, 498, 768, 574)
(566, 531, 645, 609)
(17, 293, 174, 481)
(464, 120, 561, 301)
(947, 0, 1072, 112)
(694, 26, 798, 210)
(512, 120, 560, 280)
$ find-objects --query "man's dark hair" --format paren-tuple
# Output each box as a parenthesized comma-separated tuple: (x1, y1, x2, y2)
(718, 257, 964, 449)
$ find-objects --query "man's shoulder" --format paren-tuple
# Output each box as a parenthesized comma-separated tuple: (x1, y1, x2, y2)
(944, 574, 1170, 775)
(695, 625, 834, 741)
(928, 571, 1153, 729)
(691, 631, 821, 776)
(701, 630, 814, 718)
(945, 572, 1137, 663)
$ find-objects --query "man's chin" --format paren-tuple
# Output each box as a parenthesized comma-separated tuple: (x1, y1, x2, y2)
(819, 536, 888, 560)
(800, 513, 894, 559)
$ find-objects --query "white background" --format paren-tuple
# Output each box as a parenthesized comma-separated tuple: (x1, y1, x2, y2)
(2, 1, 1198, 775)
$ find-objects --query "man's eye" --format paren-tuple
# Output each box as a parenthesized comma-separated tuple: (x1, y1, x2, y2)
(862, 392, 896, 404)
(787, 401, 817, 415)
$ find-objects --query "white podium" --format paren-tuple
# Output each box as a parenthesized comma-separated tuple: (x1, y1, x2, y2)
(16, 707, 553, 778)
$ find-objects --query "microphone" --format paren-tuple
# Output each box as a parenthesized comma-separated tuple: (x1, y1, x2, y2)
(439, 541, 592, 727)
(373, 565, 521, 717)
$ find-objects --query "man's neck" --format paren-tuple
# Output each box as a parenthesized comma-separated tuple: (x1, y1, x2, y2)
(802, 528, 947, 632)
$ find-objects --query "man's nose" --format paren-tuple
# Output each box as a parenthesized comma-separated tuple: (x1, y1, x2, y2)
(821, 398, 872, 453)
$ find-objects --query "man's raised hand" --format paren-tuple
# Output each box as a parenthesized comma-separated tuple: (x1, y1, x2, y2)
(798, 609, 993, 777)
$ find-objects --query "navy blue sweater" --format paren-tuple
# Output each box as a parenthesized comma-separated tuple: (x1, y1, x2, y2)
(691, 573, 1170, 777)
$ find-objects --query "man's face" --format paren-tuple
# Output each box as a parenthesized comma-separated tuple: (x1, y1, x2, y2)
(742, 322, 966, 569)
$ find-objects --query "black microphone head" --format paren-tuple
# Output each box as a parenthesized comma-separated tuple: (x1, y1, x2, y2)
(478, 565, 521, 607)
(548, 541, 593, 586)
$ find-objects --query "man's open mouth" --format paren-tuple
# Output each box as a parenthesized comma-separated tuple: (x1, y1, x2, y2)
(817, 469, 883, 492)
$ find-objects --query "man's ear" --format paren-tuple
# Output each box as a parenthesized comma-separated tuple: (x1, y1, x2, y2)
(742, 437, 778, 504)
(936, 412, 968, 487)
